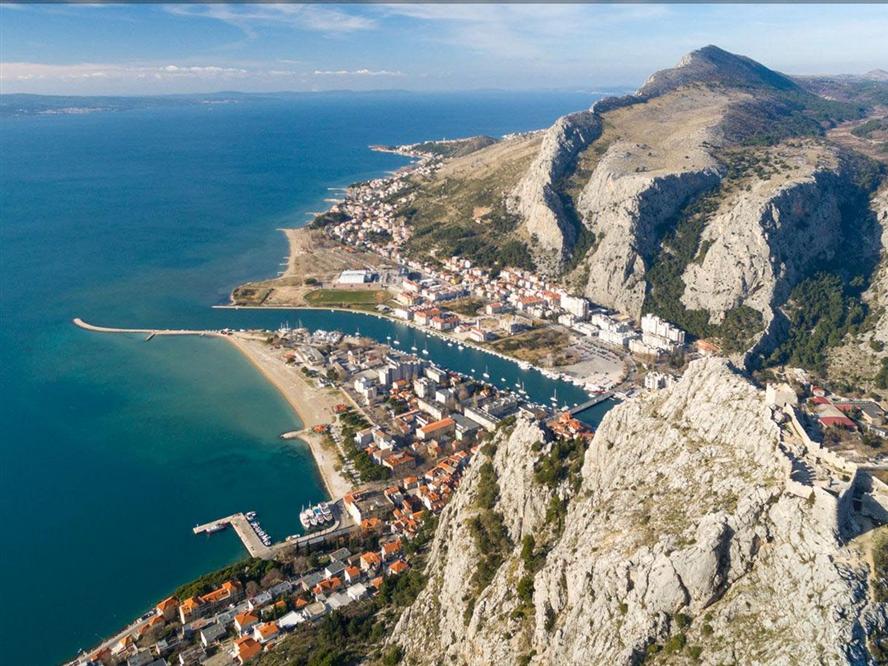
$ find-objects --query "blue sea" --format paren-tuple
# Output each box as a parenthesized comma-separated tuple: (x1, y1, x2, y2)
(0, 90, 608, 664)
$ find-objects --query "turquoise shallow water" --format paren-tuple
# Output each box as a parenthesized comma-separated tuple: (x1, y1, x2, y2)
(0, 91, 607, 664)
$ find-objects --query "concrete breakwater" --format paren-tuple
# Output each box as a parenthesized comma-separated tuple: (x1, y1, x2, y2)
(72, 318, 221, 337)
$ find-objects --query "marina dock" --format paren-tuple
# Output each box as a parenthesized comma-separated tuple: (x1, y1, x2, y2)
(193, 513, 272, 559)
(193, 501, 352, 559)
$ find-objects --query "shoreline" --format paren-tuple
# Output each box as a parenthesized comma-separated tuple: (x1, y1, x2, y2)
(72, 319, 353, 500)
(222, 334, 353, 499)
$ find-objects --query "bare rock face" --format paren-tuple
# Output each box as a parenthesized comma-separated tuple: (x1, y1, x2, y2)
(682, 151, 847, 325)
(390, 359, 885, 665)
(868, 186, 888, 345)
(509, 111, 601, 270)
(574, 145, 720, 319)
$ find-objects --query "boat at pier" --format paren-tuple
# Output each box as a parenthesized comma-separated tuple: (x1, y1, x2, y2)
(300, 501, 334, 531)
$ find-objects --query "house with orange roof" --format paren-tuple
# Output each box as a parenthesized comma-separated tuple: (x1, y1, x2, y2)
(294, 596, 309, 610)
(234, 636, 262, 664)
(370, 575, 385, 590)
(204, 580, 242, 605)
(178, 596, 205, 624)
(311, 576, 343, 598)
(380, 538, 403, 561)
(111, 634, 135, 657)
(417, 417, 455, 441)
(359, 551, 382, 571)
(89, 646, 112, 666)
(344, 565, 362, 584)
(156, 595, 179, 621)
(383, 451, 415, 471)
(360, 516, 384, 533)
(253, 621, 280, 644)
(234, 611, 259, 634)
(139, 614, 165, 637)
(388, 559, 410, 576)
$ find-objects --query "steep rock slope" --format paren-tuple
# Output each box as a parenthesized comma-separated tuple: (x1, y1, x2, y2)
(869, 186, 888, 345)
(509, 111, 601, 269)
(681, 147, 862, 328)
(391, 359, 886, 664)
(504, 46, 885, 350)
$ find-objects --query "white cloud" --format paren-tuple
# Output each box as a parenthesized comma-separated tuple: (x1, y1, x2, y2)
(165, 4, 376, 36)
(0, 61, 249, 82)
(313, 68, 404, 77)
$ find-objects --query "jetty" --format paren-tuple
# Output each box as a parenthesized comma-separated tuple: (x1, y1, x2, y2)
(193, 512, 272, 559)
(568, 391, 614, 416)
(193, 501, 352, 560)
(73, 318, 219, 338)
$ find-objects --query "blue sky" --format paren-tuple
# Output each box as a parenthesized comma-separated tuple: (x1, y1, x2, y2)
(2, 3, 886, 95)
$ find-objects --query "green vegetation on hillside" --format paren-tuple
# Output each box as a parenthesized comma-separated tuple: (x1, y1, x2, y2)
(851, 117, 888, 139)
(464, 456, 511, 622)
(173, 558, 279, 600)
(403, 200, 534, 270)
(256, 567, 428, 666)
(409, 136, 499, 159)
(723, 91, 866, 146)
(768, 273, 868, 373)
(534, 436, 588, 493)
(310, 209, 352, 229)
(874, 358, 888, 390)
(643, 185, 723, 338)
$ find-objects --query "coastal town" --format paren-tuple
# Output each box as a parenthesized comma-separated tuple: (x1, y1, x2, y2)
(72, 322, 599, 666)
(233, 140, 695, 396)
(72, 133, 888, 666)
(73, 308, 887, 665)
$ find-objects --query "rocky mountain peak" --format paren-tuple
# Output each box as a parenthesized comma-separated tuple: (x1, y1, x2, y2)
(639, 45, 801, 98)
(863, 68, 888, 82)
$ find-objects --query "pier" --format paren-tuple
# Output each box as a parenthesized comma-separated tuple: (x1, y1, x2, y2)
(568, 391, 614, 416)
(193, 513, 272, 559)
(193, 501, 352, 560)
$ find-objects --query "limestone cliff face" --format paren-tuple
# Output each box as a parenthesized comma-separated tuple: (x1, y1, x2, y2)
(390, 359, 886, 665)
(682, 152, 849, 326)
(575, 150, 720, 319)
(509, 111, 601, 270)
(499, 46, 885, 352)
(868, 186, 888, 345)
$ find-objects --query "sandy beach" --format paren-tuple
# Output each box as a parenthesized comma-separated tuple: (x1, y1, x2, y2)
(224, 333, 354, 499)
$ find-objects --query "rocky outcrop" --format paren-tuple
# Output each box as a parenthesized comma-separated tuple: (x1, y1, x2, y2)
(574, 148, 720, 319)
(867, 186, 888, 345)
(509, 111, 601, 269)
(682, 153, 845, 323)
(391, 359, 886, 665)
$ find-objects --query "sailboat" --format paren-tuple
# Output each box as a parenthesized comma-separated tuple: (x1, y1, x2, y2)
(482, 366, 490, 379)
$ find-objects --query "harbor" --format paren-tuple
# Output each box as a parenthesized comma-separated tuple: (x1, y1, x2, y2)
(193, 502, 349, 560)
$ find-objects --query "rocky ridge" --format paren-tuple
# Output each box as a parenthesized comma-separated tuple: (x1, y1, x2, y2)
(390, 358, 887, 664)
(504, 46, 885, 356)
(509, 111, 601, 270)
